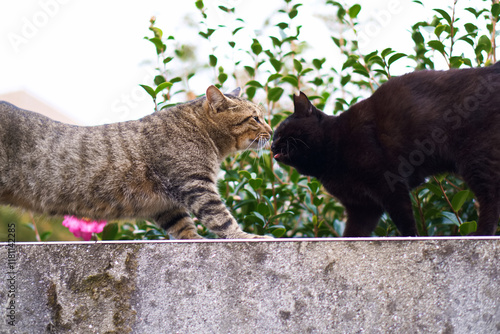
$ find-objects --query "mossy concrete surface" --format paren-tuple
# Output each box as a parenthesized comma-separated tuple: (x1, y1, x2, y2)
(0, 237, 499, 333)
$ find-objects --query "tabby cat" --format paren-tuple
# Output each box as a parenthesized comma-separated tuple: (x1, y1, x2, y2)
(272, 63, 500, 236)
(0, 85, 272, 239)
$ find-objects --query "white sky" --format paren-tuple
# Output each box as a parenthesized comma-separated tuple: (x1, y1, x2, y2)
(0, 0, 491, 125)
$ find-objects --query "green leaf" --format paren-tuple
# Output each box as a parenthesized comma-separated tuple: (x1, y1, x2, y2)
(313, 196, 324, 207)
(270, 58, 282, 72)
(163, 57, 174, 64)
(102, 223, 119, 240)
(281, 75, 299, 87)
(209, 54, 217, 67)
(251, 39, 262, 55)
(244, 66, 255, 77)
(464, 23, 478, 34)
(149, 37, 166, 54)
(381, 48, 394, 58)
(246, 86, 256, 99)
(238, 170, 252, 180)
(312, 58, 326, 70)
(492, 3, 500, 19)
(342, 55, 359, 70)
(412, 31, 424, 44)
(257, 202, 271, 216)
(268, 225, 287, 238)
(249, 178, 263, 190)
(154, 75, 166, 86)
(218, 5, 234, 13)
(340, 74, 351, 86)
(425, 183, 443, 197)
(40, 231, 52, 241)
(195, 0, 204, 9)
(308, 181, 320, 194)
(451, 190, 471, 212)
(140, 84, 156, 99)
(434, 24, 447, 38)
(352, 63, 370, 78)
(388, 53, 407, 66)
(433, 8, 452, 25)
(218, 72, 228, 85)
(293, 59, 303, 73)
(476, 35, 492, 53)
(267, 87, 284, 102)
(300, 68, 314, 76)
(427, 40, 447, 54)
(268, 73, 282, 82)
(199, 29, 215, 39)
(348, 4, 361, 18)
(246, 80, 263, 88)
(459, 221, 477, 236)
(440, 211, 461, 226)
(277, 22, 288, 30)
(155, 82, 173, 95)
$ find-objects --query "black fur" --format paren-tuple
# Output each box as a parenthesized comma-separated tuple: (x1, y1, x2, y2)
(272, 63, 500, 236)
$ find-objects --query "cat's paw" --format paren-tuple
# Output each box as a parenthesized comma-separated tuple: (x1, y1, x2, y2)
(251, 234, 274, 239)
(227, 232, 273, 239)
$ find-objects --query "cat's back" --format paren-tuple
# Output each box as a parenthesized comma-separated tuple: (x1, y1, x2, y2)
(0, 101, 66, 164)
(372, 63, 500, 114)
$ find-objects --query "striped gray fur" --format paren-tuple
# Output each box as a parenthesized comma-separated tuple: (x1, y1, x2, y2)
(0, 86, 272, 239)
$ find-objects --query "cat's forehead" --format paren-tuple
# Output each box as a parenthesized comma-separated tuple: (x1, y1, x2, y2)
(227, 97, 264, 115)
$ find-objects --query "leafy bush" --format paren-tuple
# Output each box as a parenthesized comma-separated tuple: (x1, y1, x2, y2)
(127, 0, 498, 239)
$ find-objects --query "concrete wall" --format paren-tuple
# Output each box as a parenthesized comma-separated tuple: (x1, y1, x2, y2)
(0, 237, 499, 333)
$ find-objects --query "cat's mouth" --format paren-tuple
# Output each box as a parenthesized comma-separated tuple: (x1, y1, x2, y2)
(272, 149, 291, 163)
(273, 152, 286, 161)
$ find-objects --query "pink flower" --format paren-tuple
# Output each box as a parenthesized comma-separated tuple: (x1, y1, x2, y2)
(62, 216, 107, 241)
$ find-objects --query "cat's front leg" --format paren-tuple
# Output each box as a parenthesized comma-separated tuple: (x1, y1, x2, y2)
(343, 203, 384, 237)
(383, 192, 419, 236)
(178, 181, 270, 239)
(155, 206, 204, 239)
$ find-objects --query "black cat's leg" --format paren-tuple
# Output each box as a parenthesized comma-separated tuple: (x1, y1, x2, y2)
(343, 204, 384, 237)
(462, 164, 500, 235)
(383, 192, 419, 236)
(472, 196, 500, 235)
(155, 206, 203, 239)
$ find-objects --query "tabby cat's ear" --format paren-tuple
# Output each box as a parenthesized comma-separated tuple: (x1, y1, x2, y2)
(226, 87, 242, 97)
(206, 85, 229, 112)
(293, 91, 313, 117)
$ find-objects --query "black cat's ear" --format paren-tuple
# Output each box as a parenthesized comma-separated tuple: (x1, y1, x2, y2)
(226, 87, 242, 97)
(293, 92, 313, 117)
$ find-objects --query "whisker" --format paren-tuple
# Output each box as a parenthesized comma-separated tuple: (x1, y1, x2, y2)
(290, 137, 310, 149)
(244, 137, 259, 151)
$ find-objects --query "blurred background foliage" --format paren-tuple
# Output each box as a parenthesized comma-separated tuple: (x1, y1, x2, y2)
(1, 0, 498, 241)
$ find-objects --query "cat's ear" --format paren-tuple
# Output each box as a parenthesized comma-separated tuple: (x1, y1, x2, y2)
(206, 85, 230, 113)
(293, 92, 313, 117)
(206, 85, 227, 105)
(226, 87, 242, 97)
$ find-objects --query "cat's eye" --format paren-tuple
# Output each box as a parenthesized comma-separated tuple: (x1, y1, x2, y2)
(253, 116, 261, 123)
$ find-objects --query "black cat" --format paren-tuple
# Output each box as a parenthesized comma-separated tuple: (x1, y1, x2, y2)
(272, 63, 500, 236)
